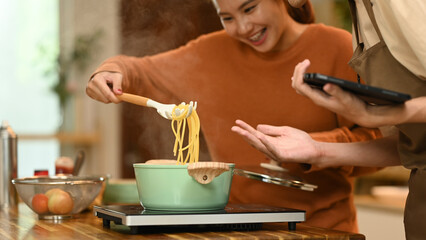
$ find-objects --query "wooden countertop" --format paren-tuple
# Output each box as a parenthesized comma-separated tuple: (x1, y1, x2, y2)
(1, 203, 365, 240)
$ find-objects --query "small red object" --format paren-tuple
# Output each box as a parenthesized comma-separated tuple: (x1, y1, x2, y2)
(55, 166, 74, 174)
(34, 169, 49, 176)
(55, 156, 74, 175)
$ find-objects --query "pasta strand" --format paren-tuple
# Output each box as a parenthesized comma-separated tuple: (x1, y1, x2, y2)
(171, 104, 200, 165)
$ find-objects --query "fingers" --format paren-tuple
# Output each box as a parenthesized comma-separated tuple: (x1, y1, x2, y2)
(291, 59, 330, 101)
(231, 125, 262, 148)
(86, 72, 123, 104)
(256, 124, 289, 136)
(231, 120, 276, 160)
(322, 83, 358, 107)
(291, 60, 354, 112)
(255, 125, 315, 164)
(110, 75, 124, 95)
(288, 0, 308, 8)
(291, 59, 310, 95)
(97, 72, 122, 103)
(320, 83, 370, 121)
(290, 59, 373, 124)
(86, 80, 110, 103)
(233, 121, 318, 164)
(231, 120, 263, 147)
(234, 119, 257, 134)
(254, 132, 280, 161)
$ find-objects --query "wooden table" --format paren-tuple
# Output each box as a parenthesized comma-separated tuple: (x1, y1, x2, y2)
(1, 203, 365, 240)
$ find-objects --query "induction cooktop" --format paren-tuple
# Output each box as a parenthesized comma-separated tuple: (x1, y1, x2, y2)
(94, 204, 305, 234)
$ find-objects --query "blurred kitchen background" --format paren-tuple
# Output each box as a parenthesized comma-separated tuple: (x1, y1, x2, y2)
(1, 0, 409, 239)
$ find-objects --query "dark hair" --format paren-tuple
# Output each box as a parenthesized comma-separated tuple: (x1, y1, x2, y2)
(284, 0, 315, 24)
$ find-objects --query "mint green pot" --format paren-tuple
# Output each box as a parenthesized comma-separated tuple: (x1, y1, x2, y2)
(133, 163, 234, 211)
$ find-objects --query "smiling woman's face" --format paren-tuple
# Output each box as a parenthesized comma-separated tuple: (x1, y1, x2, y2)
(213, 0, 293, 53)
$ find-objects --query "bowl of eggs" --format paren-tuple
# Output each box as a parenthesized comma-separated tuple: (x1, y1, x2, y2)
(12, 175, 105, 219)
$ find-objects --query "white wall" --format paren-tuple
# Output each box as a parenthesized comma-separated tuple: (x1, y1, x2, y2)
(1, 0, 61, 177)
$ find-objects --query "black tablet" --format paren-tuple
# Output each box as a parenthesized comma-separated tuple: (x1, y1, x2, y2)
(303, 73, 411, 105)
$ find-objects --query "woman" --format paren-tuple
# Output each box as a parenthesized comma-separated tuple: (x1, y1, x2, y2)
(86, 0, 381, 232)
(233, 0, 425, 238)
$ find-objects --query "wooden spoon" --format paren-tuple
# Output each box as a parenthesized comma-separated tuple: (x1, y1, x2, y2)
(187, 162, 230, 184)
(117, 93, 195, 120)
(72, 150, 85, 176)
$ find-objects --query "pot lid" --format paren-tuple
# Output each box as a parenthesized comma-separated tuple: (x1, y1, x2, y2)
(234, 165, 318, 191)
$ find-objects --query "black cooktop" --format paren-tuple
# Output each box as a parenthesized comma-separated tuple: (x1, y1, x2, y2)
(94, 204, 305, 234)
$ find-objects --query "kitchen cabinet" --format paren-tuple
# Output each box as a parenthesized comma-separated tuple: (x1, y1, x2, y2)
(353, 166, 408, 238)
(356, 195, 405, 240)
(20, 132, 100, 145)
(1, 203, 365, 240)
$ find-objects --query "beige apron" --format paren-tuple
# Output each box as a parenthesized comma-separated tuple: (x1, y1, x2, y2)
(348, 0, 426, 239)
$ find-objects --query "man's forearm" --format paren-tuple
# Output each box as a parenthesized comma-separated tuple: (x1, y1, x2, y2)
(317, 134, 400, 167)
(402, 96, 426, 123)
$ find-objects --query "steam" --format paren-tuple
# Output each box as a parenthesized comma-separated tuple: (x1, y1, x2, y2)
(119, 1, 221, 166)
(120, 0, 222, 56)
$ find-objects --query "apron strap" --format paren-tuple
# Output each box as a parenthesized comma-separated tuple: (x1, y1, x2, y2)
(348, 0, 362, 83)
(348, 0, 361, 45)
(348, 0, 384, 43)
(361, 0, 384, 41)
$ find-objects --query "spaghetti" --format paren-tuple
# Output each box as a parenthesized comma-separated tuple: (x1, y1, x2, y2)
(171, 103, 200, 165)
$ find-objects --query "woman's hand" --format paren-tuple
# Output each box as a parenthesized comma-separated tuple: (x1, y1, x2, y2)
(86, 71, 124, 104)
(291, 59, 415, 128)
(232, 120, 322, 165)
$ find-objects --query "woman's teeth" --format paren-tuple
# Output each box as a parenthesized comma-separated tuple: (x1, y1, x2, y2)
(249, 28, 265, 42)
